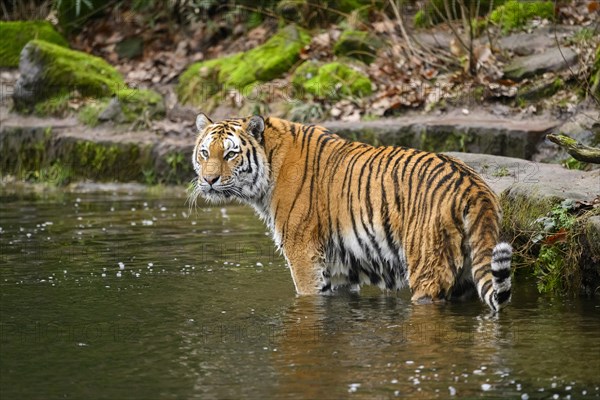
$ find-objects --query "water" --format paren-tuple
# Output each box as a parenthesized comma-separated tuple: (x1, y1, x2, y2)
(1, 186, 599, 399)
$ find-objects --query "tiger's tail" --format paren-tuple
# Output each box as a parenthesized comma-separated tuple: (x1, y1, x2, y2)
(473, 242, 513, 312)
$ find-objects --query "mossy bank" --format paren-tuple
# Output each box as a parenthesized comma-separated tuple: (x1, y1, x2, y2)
(0, 21, 68, 68)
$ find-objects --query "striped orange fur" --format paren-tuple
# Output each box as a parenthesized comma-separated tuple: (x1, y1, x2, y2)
(189, 114, 512, 312)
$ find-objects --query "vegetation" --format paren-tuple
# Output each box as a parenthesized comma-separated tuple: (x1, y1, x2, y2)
(490, 0, 555, 33)
(291, 61, 373, 100)
(19, 39, 124, 106)
(501, 194, 599, 296)
(0, 21, 68, 67)
(177, 25, 310, 107)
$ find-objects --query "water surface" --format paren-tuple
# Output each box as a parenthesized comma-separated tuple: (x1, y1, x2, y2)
(1, 187, 599, 399)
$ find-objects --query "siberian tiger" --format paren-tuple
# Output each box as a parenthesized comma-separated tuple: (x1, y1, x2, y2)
(189, 114, 513, 312)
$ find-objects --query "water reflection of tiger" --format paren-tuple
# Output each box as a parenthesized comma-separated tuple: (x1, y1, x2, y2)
(189, 114, 512, 312)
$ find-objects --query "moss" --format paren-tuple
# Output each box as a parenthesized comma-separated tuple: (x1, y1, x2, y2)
(77, 99, 110, 127)
(76, 89, 164, 127)
(34, 92, 71, 117)
(414, 0, 506, 27)
(420, 130, 469, 153)
(490, 0, 554, 33)
(177, 25, 310, 106)
(291, 61, 372, 100)
(20, 39, 124, 109)
(333, 29, 380, 64)
(0, 21, 68, 68)
(116, 88, 165, 121)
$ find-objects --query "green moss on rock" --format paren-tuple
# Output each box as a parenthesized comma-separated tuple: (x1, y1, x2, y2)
(333, 29, 380, 64)
(490, 0, 554, 33)
(77, 88, 164, 126)
(0, 21, 68, 68)
(28, 39, 123, 96)
(116, 88, 165, 121)
(15, 40, 124, 112)
(178, 25, 310, 106)
(292, 61, 372, 100)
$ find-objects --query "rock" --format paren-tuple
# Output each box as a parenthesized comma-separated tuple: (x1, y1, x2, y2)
(445, 152, 600, 201)
(324, 112, 559, 159)
(504, 47, 578, 81)
(98, 98, 123, 122)
(498, 32, 555, 56)
(116, 37, 144, 59)
(13, 40, 124, 110)
(333, 29, 380, 64)
(0, 21, 68, 68)
(291, 61, 372, 100)
(79, 89, 165, 126)
(177, 25, 310, 106)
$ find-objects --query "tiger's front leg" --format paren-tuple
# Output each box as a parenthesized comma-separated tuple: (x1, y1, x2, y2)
(282, 242, 329, 295)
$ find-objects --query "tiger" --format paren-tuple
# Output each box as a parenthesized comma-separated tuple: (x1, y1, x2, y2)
(189, 114, 513, 312)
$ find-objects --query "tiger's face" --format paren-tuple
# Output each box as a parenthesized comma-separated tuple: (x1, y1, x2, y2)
(190, 114, 270, 203)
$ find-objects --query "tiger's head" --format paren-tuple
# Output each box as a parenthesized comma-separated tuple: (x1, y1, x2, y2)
(190, 114, 270, 204)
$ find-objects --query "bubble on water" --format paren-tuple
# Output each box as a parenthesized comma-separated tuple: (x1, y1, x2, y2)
(582, 390, 587, 395)
(148, 263, 154, 268)
(348, 383, 360, 393)
(256, 262, 263, 267)
(516, 384, 522, 391)
(26, 233, 31, 238)
(449, 386, 457, 396)
(551, 382, 557, 389)
(552, 395, 559, 399)
(394, 390, 400, 396)
(77, 342, 87, 347)
(116, 272, 122, 277)
(473, 369, 484, 375)
(412, 379, 420, 385)
(405, 361, 414, 365)
(160, 207, 167, 211)
(391, 379, 398, 384)
(521, 394, 529, 400)
(118, 262, 125, 270)
(101, 273, 106, 277)
(110, 207, 115, 212)
(135, 273, 140, 278)
(481, 384, 492, 391)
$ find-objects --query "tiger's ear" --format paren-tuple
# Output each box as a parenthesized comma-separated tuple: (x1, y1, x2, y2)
(196, 113, 212, 132)
(246, 115, 265, 143)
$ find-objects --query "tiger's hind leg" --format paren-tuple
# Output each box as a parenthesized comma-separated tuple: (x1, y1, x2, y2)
(408, 227, 464, 305)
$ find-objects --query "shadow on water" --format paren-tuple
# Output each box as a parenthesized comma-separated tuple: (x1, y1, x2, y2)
(0, 187, 599, 399)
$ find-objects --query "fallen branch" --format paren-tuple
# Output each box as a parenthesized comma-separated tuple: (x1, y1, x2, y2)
(547, 134, 600, 164)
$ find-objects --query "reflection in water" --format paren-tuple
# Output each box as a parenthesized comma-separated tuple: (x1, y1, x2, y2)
(1, 189, 599, 399)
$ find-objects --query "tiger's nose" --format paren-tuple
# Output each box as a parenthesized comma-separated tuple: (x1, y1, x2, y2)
(204, 175, 220, 186)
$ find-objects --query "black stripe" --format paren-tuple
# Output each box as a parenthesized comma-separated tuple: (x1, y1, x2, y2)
(492, 268, 511, 280)
(496, 289, 511, 304)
